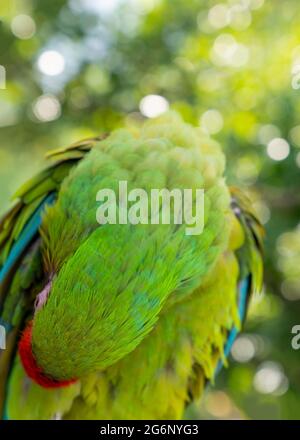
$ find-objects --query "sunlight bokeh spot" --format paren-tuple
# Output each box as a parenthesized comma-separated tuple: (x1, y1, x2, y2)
(231, 335, 256, 363)
(11, 15, 36, 40)
(139, 94, 169, 118)
(253, 362, 288, 395)
(229, 5, 252, 30)
(208, 4, 230, 29)
(33, 95, 61, 122)
(37, 50, 65, 76)
(267, 138, 290, 161)
(200, 109, 223, 134)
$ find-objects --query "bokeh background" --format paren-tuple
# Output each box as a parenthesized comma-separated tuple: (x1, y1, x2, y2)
(0, 0, 300, 420)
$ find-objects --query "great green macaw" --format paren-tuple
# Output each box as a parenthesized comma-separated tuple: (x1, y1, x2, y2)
(0, 113, 263, 419)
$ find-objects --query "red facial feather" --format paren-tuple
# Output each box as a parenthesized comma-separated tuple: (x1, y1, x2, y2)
(18, 321, 77, 389)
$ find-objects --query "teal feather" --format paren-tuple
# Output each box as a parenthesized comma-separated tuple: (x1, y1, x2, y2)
(215, 276, 250, 376)
(0, 194, 55, 286)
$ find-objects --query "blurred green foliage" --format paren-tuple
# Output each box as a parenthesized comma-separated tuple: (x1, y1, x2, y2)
(1, 0, 300, 420)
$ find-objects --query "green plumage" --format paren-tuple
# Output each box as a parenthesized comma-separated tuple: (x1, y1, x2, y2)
(0, 113, 263, 419)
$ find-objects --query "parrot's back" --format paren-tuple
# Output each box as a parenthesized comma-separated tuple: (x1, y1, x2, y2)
(0, 114, 263, 419)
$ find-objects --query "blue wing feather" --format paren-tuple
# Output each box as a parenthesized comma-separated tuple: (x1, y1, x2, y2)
(0, 194, 55, 334)
(0, 193, 55, 286)
(214, 276, 250, 376)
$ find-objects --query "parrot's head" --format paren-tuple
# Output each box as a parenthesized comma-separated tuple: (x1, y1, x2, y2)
(17, 113, 230, 388)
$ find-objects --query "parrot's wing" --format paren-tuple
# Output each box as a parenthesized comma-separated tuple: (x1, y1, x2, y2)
(0, 136, 102, 416)
(187, 187, 264, 402)
(215, 186, 264, 375)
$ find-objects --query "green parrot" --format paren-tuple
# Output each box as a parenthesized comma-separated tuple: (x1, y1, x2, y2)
(0, 113, 263, 420)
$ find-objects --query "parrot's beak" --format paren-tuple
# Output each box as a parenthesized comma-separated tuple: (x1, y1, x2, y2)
(18, 320, 78, 388)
